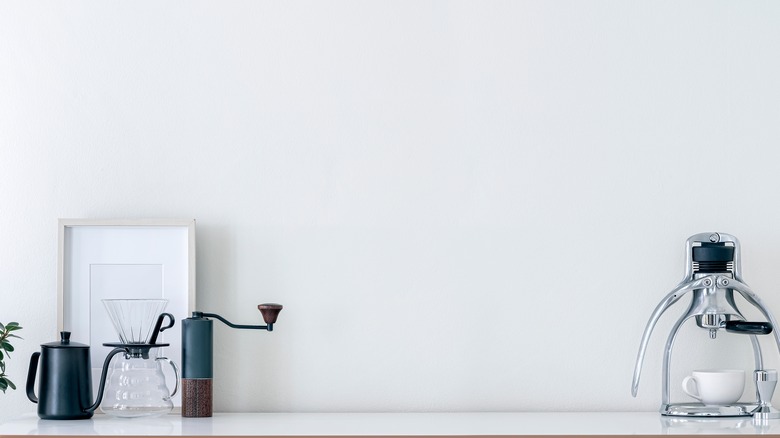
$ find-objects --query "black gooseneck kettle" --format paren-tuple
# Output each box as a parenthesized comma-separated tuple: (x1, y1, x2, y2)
(26, 331, 128, 420)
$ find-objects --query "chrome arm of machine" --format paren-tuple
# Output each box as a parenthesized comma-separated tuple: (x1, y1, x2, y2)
(631, 279, 706, 397)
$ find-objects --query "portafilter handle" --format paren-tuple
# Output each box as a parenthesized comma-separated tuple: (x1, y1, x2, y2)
(725, 321, 773, 335)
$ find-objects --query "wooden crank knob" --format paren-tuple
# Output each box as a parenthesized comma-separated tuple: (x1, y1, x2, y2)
(258, 303, 283, 324)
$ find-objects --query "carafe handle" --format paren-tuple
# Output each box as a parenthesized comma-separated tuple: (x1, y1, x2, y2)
(157, 356, 180, 400)
(26, 352, 40, 403)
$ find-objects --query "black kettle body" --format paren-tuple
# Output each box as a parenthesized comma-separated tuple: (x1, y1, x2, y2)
(26, 331, 127, 420)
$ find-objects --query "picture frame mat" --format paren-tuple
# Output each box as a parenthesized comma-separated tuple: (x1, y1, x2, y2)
(57, 218, 195, 407)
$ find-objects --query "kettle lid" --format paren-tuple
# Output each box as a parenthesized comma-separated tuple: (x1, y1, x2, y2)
(42, 331, 89, 348)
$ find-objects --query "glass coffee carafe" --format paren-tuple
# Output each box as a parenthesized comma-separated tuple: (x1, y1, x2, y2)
(101, 299, 179, 418)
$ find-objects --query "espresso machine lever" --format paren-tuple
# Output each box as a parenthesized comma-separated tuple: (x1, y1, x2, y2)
(631, 232, 780, 417)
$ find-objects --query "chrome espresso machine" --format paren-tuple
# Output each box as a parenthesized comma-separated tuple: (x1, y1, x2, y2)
(632, 232, 780, 419)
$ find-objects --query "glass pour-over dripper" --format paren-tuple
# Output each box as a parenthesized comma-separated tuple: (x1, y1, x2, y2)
(103, 299, 168, 344)
(100, 299, 179, 418)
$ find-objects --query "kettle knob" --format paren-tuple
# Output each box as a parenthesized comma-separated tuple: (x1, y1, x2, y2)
(258, 303, 283, 324)
(60, 331, 71, 344)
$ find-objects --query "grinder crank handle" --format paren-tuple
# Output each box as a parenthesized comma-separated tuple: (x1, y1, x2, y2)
(631, 278, 709, 397)
(194, 304, 283, 331)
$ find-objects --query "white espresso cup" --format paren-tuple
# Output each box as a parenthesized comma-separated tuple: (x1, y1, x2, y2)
(682, 369, 745, 406)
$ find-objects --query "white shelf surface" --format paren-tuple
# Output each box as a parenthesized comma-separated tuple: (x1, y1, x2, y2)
(3, 412, 780, 436)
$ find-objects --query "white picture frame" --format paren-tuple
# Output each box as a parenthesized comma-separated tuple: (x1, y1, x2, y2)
(57, 218, 196, 407)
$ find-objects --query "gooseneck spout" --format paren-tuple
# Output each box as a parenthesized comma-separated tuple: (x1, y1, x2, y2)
(84, 347, 128, 413)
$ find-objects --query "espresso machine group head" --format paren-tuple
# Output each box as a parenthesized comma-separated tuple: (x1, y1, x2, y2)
(632, 233, 780, 418)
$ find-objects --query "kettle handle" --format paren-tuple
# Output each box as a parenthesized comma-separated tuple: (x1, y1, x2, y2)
(26, 352, 40, 404)
(84, 347, 128, 413)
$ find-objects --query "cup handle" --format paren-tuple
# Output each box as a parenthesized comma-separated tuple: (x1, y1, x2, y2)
(682, 376, 702, 401)
(156, 356, 180, 400)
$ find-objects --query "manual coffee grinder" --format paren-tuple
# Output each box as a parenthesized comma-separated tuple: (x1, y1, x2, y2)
(180, 303, 283, 417)
(632, 232, 780, 418)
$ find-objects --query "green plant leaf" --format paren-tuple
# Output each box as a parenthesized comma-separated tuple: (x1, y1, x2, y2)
(0, 349, 4, 361)
(1, 342, 13, 352)
(6, 378, 15, 390)
(0, 379, 7, 391)
(0, 323, 5, 332)
(5, 322, 18, 329)
(7, 334, 21, 339)
(0, 361, 4, 373)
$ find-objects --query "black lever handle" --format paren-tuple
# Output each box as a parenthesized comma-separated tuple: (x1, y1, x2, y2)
(725, 321, 773, 335)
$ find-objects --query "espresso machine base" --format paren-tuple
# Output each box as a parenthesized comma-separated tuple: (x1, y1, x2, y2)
(663, 403, 757, 417)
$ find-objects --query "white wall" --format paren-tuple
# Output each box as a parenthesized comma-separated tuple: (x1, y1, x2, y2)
(3, 1, 780, 417)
